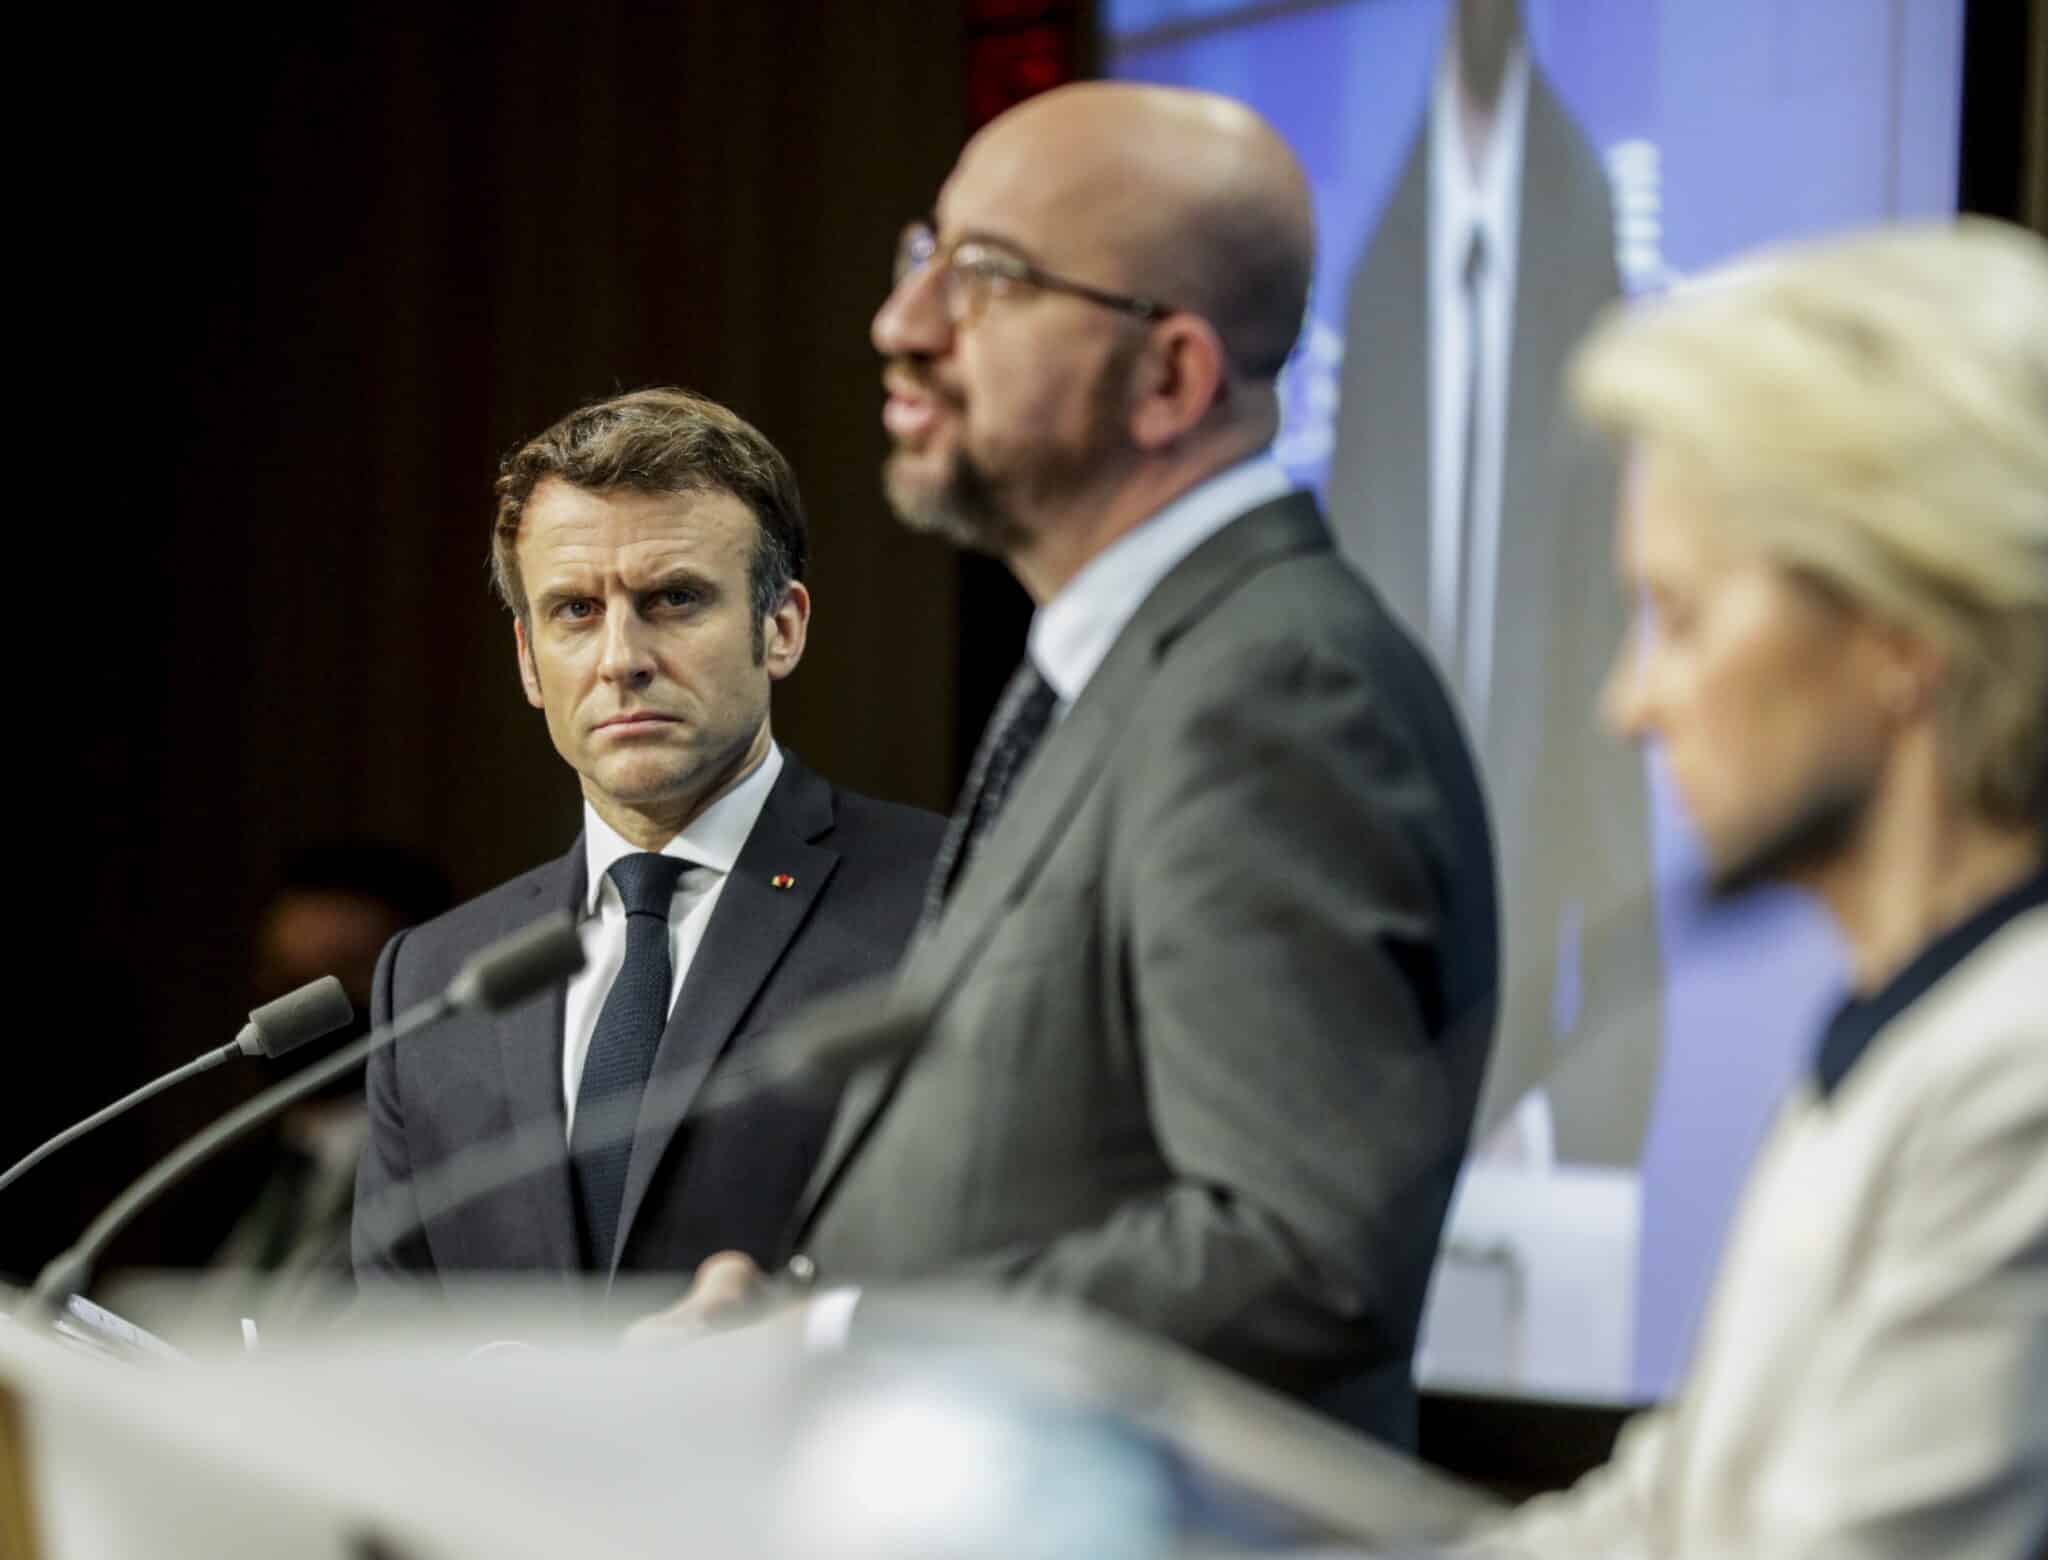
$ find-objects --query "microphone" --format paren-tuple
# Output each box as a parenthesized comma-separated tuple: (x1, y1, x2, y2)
(348, 976, 935, 1274)
(0, 975, 356, 1197)
(348, 883, 1674, 1295)
(710, 975, 928, 1100)
(444, 912, 592, 1014)
(237, 975, 355, 1059)
(19, 912, 586, 1326)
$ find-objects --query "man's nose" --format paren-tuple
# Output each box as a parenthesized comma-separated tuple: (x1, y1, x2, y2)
(872, 260, 950, 359)
(597, 607, 657, 686)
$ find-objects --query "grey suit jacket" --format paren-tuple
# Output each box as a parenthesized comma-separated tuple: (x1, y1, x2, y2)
(352, 752, 943, 1284)
(1327, 69, 1661, 1165)
(790, 494, 1499, 1446)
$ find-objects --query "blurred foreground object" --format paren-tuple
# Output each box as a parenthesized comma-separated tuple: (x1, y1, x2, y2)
(2, 1278, 1499, 1558)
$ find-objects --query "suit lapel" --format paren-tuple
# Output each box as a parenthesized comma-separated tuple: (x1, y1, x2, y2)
(608, 757, 840, 1270)
(788, 702, 1120, 1233)
(1492, 75, 1613, 791)
(1502, 78, 1592, 568)
(790, 1011, 898, 1242)
(491, 844, 585, 1273)
(920, 494, 1332, 1011)
(795, 495, 1334, 1232)
(1330, 127, 1431, 637)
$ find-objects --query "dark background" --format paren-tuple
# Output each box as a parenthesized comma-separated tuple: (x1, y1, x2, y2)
(11, 0, 2038, 1289)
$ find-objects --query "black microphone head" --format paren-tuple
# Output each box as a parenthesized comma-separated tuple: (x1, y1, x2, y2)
(236, 975, 356, 1059)
(445, 911, 586, 1013)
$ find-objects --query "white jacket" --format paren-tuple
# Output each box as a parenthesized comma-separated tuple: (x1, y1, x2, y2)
(1472, 903, 2048, 1560)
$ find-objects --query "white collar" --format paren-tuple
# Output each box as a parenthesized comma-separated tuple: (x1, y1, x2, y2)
(580, 742, 784, 912)
(1430, 34, 1530, 240)
(1029, 455, 1294, 706)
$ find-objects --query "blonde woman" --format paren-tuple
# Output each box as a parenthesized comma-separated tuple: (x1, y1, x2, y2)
(1469, 219, 2047, 1558)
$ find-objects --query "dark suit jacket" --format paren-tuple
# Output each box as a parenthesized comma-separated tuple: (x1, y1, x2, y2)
(352, 751, 943, 1284)
(788, 495, 1499, 1447)
(1327, 68, 1662, 1165)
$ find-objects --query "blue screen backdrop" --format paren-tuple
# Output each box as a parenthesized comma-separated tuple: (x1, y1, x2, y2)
(1106, 0, 1965, 1400)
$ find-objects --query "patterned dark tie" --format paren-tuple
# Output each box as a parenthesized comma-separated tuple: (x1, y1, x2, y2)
(921, 658, 1060, 927)
(571, 851, 687, 1269)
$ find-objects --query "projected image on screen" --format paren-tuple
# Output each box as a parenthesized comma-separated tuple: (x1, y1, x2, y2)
(1107, 0, 1966, 1400)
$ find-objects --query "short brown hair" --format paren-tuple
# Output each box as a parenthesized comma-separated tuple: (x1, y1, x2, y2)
(492, 387, 808, 633)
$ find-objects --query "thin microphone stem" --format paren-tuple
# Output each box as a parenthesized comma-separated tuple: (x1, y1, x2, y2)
(0, 1043, 240, 1196)
(351, 1031, 838, 1270)
(351, 1005, 908, 1274)
(23, 994, 455, 1325)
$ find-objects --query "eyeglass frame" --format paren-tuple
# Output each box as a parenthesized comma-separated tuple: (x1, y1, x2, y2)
(893, 221, 1174, 326)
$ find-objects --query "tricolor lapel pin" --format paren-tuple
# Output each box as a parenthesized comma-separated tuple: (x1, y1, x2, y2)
(770, 874, 796, 890)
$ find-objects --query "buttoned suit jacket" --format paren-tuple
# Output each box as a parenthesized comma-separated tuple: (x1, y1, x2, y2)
(789, 494, 1500, 1447)
(352, 752, 943, 1283)
(1326, 66, 1661, 1166)
(1475, 910, 2048, 1559)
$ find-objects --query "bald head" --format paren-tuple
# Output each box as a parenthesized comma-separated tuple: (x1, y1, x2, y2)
(873, 83, 1315, 587)
(955, 83, 1315, 382)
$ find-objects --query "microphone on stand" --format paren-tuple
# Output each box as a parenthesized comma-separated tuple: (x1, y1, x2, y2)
(17, 912, 587, 1327)
(347, 974, 933, 1280)
(348, 883, 1676, 1308)
(0, 976, 357, 1198)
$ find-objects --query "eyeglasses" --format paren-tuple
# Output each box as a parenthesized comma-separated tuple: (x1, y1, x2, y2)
(892, 221, 1172, 326)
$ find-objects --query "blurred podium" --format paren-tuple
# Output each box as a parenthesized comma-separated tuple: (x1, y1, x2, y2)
(1417, 1160, 1641, 1399)
(2, 1278, 1500, 1558)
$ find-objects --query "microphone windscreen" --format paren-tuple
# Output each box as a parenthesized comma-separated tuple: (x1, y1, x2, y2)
(243, 975, 356, 1059)
(447, 911, 586, 1013)
(774, 978, 928, 1083)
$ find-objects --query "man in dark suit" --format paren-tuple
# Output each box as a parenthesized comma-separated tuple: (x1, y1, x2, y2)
(353, 388, 943, 1286)
(649, 86, 1498, 1448)
(1327, 0, 1661, 1166)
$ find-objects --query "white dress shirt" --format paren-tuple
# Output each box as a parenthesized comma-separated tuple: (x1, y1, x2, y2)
(1427, 35, 1529, 730)
(1028, 454, 1295, 707)
(559, 743, 784, 1136)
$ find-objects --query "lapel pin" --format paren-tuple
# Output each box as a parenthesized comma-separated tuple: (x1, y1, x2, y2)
(770, 874, 796, 890)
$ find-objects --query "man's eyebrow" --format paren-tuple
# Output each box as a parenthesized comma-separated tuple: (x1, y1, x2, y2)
(944, 226, 1038, 264)
(531, 580, 594, 609)
(639, 567, 720, 596)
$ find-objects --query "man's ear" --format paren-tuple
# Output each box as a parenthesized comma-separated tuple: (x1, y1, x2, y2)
(1128, 316, 1228, 452)
(763, 581, 811, 681)
(513, 617, 545, 708)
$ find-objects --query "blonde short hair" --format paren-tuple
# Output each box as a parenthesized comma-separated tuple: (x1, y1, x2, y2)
(1570, 218, 2048, 829)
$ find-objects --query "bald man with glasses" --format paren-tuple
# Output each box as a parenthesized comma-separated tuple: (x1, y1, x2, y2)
(642, 84, 1498, 1450)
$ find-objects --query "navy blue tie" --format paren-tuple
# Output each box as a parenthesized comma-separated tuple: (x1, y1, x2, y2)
(572, 852, 687, 1269)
